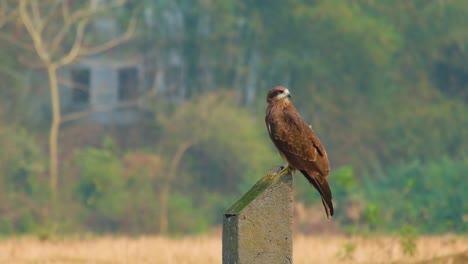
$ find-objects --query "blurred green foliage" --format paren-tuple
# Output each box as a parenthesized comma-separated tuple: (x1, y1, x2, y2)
(362, 158, 468, 234)
(156, 92, 277, 192)
(0, 0, 467, 235)
(399, 224, 418, 256)
(74, 138, 128, 231)
(0, 127, 47, 235)
(153, 92, 277, 233)
(336, 241, 356, 261)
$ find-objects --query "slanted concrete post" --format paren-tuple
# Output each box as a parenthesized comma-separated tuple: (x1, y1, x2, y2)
(223, 170, 293, 264)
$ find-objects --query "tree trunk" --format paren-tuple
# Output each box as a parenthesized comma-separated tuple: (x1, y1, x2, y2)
(47, 65, 61, 204)
(159, 140, 193, 234)
(244, 48, 260, 106)
(159, 185, 169, 234)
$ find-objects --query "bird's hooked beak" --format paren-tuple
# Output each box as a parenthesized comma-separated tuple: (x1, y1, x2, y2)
(285, 89, 292, 99)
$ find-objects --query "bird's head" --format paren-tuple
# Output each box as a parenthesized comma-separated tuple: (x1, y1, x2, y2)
(266, 86, 291, 104)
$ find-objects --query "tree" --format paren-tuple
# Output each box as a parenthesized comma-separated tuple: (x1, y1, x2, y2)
(4, 0, 137, 207)
(152, 91, 277, 233)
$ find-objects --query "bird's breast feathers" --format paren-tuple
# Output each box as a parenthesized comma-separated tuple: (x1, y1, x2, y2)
(266, 102, 330, 176)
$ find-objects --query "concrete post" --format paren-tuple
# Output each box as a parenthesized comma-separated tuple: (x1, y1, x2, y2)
(222, 170, 293, 264)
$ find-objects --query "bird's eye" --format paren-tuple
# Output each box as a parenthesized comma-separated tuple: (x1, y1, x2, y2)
(278, 90, 284, 93)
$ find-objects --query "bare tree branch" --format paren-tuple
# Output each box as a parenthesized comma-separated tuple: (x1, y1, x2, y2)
(30, 0, 42, 31)
(0, 34, 34, 51)
(50, 4, 92, 55)
(61, 99, 140, 123)
(57, 77, 90, 92)
(39, 0, 62, 33)
(50, 0, 128, 56)
(57, 18, 89, 66)
(49, 25, 75, 56)
(61, 0, 70, 27)
(0, 1, 18, 29)
(65, 0, 126, 25)
(80, 16, 137, 57)
(18, 55, 46, 69)
(19, 0, 50, 63)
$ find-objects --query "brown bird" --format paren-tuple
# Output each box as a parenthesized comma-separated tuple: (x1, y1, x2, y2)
(265, 86, 334, 218)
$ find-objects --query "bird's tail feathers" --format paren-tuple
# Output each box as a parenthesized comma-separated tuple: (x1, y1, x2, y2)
(300, 170, 334, 219)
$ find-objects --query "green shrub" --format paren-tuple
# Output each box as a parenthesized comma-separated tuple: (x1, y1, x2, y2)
(74, 138, 127, 232)
(399, 224, 418, 256)
(0, 127, 46, 235)
(362, 158, 468, 233)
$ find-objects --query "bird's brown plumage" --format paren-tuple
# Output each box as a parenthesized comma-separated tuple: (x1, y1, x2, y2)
(265, 86, 334, 218)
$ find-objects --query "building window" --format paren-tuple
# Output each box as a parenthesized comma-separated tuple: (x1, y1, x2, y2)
(118, 67, 138, 101)
(71, 68, 90, 105)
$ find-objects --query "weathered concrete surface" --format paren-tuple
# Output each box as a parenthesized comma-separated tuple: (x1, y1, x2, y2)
(223, 169, 293, 264)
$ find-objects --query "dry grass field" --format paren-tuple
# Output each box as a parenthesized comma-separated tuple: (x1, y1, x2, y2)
(0, 234, 466, 264)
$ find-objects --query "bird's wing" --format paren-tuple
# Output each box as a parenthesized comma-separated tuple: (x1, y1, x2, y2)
(269, 109, 330, 176)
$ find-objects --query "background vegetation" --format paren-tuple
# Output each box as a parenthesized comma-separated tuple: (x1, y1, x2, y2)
(0, 0, 466, 236)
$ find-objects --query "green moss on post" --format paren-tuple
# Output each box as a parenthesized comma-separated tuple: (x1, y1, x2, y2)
(223, 169, 293, 264)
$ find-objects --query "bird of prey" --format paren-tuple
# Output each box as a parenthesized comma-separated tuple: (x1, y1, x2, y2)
(265, 86, 334, 218)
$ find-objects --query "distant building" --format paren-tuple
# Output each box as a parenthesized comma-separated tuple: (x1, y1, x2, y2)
(37, 1, 185, 125)
(58, 2, 148, 125)
(60, 57, 145, 125)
